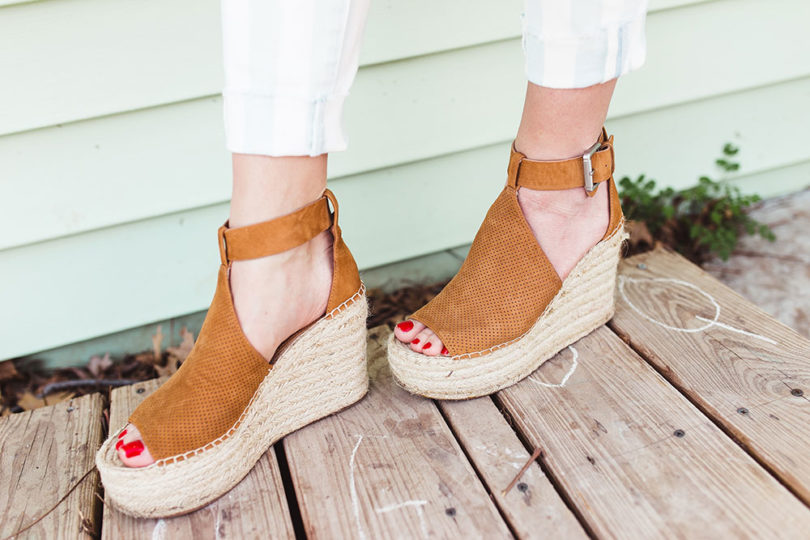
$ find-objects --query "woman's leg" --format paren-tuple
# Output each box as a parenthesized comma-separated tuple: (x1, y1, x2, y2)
(117, 0, 370, 466)
(395, 0, 648, 356)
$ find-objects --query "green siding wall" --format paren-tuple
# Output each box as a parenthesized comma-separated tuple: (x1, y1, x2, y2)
(2, 0, 809, 360)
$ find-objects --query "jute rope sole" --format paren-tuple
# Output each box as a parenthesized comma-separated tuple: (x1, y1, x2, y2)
(387, 227, 627, 400)
(96, 288, 368, 518)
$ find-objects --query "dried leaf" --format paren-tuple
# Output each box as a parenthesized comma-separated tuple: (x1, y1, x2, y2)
(17, 391, 46, 411)
(0, 360, 19, 382)
(154, 359, 179, 378)
(43, 391, 75, 406)
(134, 352, 156, 365)
(625, 219, 655, 250)
(87, 353, 112, 378)
(152, 325, 164, 364)
(166, 327, 195, 363)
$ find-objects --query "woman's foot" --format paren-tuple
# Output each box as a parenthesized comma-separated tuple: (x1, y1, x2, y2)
(394, 182, 609, 356)
(117, 226, 334, 467)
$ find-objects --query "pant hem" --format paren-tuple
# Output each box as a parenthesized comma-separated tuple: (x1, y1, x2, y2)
(223, 91, 349, 156)
(523, 15, 647, 89)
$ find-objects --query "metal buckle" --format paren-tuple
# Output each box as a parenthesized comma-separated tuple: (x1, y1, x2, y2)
(582, 141, 602, 192)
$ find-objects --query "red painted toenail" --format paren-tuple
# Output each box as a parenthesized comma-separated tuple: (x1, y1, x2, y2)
(423, 342, 432, 349)
(122, 440, 144, 458)
(441, 347, 449, 355)
(397, 320, 414, 332)
(115, 440, 123, 450)
(118, 429, 127, 439)
(411, 338, 420, 345)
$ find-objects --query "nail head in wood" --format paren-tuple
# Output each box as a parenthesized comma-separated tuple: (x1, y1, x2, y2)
(517, 482, 529, 493)
(636, 263, 647, 269)
(445, 507, 456, 517)
(674, 429, 685, 438)
(791, 388, 804, 397)
(136, 388, 145, 394)
(737, 407, 749, 415)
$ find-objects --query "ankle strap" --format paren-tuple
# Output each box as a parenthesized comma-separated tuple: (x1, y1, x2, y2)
(218, 190, 335, 265)
(507, 129, 615, 198)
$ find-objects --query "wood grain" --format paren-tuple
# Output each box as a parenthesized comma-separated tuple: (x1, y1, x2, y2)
(439, 396, 587, 538)
(284, 326, 512, 539)
(0, 393, 103, 539)
(497, 325, 810, 537)
(101, 378, 295, 540)
(611, 246, 810, 502)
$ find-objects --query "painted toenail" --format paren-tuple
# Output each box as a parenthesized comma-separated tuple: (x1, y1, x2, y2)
(122, 440, 144, 458)
(115, 440, 123, 450)
(397, 320, 414, 332)
(118, 429, 127, 439)
(411, 338, 420, 345)
(423, 342, 432, 349)
(441, 347, 448, 355)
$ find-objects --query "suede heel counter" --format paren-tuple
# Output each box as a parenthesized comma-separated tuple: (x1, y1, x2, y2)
(602, 175, 624, 241)
(327, 227, 362, 312)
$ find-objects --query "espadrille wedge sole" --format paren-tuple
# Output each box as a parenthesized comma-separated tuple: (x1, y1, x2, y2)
(388, 225, 626, 399)
(96, 286, 368, 518)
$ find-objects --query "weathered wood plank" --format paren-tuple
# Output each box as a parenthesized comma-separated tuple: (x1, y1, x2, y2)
(0, 394, 103, 539)
(101, 378, 294, 539)
(611, 246, 810, 502)
(497, 325, 810, 537)
(284, 326, 512, 539)
(438, 397, 588, 538)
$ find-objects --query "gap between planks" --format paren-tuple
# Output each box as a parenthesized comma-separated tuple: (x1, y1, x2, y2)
(16, 244, 807, 539)
(0, 393, 103, 539)
(610, 246, 810, 506)
(496, 323, 810, 537)
(282, 326, 584, 539)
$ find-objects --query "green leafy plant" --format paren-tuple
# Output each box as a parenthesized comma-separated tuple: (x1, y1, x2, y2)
(618, 143, 775, 264)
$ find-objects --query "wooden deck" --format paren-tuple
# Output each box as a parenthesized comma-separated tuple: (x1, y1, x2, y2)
(3, 247, 810, 539)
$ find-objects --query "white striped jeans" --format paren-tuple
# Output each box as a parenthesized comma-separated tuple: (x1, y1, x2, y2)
(221, 0, 648, 157)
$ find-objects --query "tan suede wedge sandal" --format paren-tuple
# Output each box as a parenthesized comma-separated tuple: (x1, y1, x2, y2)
(388, 129, 627, 399)
(96, 189, 368, 518)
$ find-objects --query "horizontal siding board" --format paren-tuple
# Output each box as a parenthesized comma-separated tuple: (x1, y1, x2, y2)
(5, 0, 810, 249)
(3, 70, 810, 252)
(0, 0, 222, 137)
(0, 40, 526, 251)
(615, 0, 810, 115)
(730, 159, 810, 198)
(3, 104, 809, 359)
(0, 0, 525, 136)
(0, 0, 38, 6)
(0, 149, 503, 358)
(5, 73, 810, 357)
(611, 75, 810, 186)
(1, 0, 724, 137)
(4, 0, 810, 358)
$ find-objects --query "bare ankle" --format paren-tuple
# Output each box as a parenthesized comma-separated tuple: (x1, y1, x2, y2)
(229, 154, 328, 228)
(518, 185, 605, 218)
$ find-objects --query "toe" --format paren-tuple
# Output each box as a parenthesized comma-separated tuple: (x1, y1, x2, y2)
(410, 329, 435, 353)
(394, 319, 425, 343)
(419, 334, 444, 357)
(116, 424, 156, 468)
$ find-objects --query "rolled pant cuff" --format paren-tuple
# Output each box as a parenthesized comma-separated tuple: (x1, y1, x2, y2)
(223, 91, 349, 156)
(523, 15, 647, 89)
